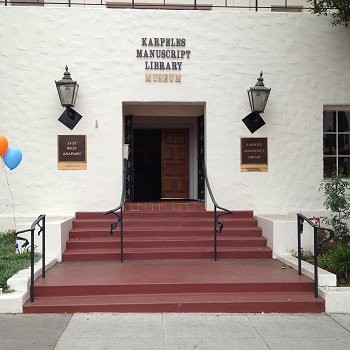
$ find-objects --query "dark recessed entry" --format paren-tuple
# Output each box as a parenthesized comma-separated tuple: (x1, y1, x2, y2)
(134, 129, 161, 200)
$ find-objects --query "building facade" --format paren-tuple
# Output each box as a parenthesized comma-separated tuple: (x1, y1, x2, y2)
(0, 5, 350, 223)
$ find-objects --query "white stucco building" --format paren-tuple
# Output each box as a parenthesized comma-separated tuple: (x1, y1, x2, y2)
(1, 2, 349, 228)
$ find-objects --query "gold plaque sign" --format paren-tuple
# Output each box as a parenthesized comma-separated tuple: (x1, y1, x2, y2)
(58, 135, 87, 170)
(241, 137, 268, 172)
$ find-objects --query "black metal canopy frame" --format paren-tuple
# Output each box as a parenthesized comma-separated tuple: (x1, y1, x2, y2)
(1, 0, 313, 11)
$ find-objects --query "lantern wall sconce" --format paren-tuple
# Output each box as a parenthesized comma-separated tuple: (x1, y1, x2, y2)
(55, 66, 82, 130)
(243, 71, 271, 133)
(247, 71, 271, 113)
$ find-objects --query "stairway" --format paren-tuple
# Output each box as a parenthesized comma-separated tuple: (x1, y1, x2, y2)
(23, 203, 325, 313)
(62, 208, 271, 261)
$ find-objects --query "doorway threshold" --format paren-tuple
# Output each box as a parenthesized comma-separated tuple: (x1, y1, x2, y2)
(124, 200, 204, 212)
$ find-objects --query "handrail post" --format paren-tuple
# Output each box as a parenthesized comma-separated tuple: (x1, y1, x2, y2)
(103, 158, 128, 262)
(297, 213, 321, 299)
(200, 158, 232, 261)
(214, 205, 217, 261)
(120, 207, 124, 263)
(16, 215, 46, 303)
(297, 215, 302, 275)
(42, 215, 46, 278)
(313, 227, 319, 298)
(30, 228, 35, 302)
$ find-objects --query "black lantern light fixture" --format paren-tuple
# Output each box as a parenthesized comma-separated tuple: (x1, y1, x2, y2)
(243, 71, 271, 133)
(55, 65, 79, 108)
(55, 66, 82, 130)
(247, 71, 271, 113)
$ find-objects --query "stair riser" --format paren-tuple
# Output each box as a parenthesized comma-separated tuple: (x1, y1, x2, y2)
(220, 251, 272, 259)
(76, 211, 253, 220)
(66, 239, 267, 249)
(34, 283, 315, 297)
(62, 250, 272, 261)
(73, 220, 258, 229)
(123, 211, 253, 218)
(23, 302, 325, 314)
(69, 229, 263, 238)
(63, 253, 118, 261)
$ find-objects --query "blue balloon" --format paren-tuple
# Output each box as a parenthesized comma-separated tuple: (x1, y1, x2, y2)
(3, 146, 22, 170)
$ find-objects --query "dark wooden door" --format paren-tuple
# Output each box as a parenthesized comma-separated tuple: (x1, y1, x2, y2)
(161, 129, 189, 199)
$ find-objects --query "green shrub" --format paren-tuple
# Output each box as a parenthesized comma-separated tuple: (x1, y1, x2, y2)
(318, 244, 350, 286)
(0, 230, 40, 292)
(291, 248, 314, 263)
(319, 169, 350, 244)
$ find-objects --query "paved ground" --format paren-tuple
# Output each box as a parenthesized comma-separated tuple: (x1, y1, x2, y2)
(0, 313, 349, 350)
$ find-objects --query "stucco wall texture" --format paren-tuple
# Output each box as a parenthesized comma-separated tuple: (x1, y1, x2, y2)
(0, 7, 350, 217)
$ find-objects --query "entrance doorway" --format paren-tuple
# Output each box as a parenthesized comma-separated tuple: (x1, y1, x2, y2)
(123, 101, 205, 202)
(134, 129, 161, 201)
(133, 128, 189, 200)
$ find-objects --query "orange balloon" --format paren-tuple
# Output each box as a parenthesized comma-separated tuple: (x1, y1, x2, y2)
(0, 134, 9, 156)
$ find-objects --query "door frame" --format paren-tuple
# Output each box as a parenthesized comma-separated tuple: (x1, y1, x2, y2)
(122, 102, 206, 201)
(124, 120, 197, 200)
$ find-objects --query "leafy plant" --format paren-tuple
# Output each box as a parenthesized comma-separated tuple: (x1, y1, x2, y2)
(291, 248, 314, 263)
(318, 244, 350, 285)
(319, 169, 350, 244)
(0, 230, 40, 292)
(307, 0, 350, 27)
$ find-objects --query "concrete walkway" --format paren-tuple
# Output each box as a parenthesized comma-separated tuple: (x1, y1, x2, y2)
(0, 313, 349, 350)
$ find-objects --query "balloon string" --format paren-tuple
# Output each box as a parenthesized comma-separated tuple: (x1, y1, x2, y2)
(1, 158, 16, 230)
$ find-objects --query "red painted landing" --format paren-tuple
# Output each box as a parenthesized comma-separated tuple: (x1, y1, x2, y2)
(23, 259, 324, 313)
(124, 201, 205, 212)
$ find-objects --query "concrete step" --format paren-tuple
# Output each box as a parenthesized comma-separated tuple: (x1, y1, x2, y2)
(66, 236, 268, 249)
(23, 292, 325, 313)
(62, 246, 272, 261)
(69, 226, 263, 238)
(75, 210, 253, 219)
(72, 217, 258, 229)
(22, 259, 324, 314)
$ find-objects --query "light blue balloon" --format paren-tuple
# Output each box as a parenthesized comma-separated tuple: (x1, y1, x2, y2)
(3, 146, 22, 170)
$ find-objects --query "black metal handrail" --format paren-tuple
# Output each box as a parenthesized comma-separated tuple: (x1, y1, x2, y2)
(103, 158, 128, 262)
(200, 158, 232, 261)
(296, 213, 333, 298)
(15, 214, 46, 302)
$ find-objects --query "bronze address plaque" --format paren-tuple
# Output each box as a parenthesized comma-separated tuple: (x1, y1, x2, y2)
(241, 137, 268, 172)
(58, 135, 87, 170)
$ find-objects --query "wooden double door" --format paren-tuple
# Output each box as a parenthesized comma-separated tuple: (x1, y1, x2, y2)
(133, 128, 189, 200)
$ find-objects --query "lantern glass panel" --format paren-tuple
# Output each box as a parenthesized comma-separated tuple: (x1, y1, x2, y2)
(57, 83, 79, 107)
(252, 90, 269, 113)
